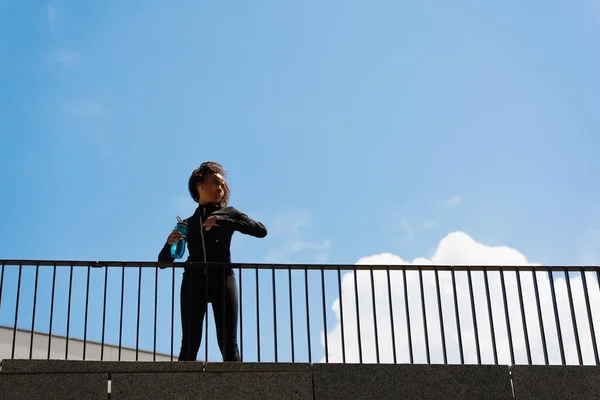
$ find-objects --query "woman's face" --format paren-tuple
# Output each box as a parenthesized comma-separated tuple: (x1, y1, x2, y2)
(198, 172, 225, 204)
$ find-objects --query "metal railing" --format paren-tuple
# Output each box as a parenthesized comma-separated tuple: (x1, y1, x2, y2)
(0, 260, 598, 365)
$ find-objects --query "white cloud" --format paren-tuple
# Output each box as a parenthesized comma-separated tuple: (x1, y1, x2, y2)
(321, 231, 600, 366)
(48, 49, 79, 67)
(264, 210, 331, 263)
(442, 194, 462, 210)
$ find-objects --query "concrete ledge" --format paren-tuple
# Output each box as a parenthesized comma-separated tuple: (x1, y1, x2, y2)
(203, 361, 311, 373)
(111, 371, 313, 400)
(1, 359, 206, 374)
(4, 359, 599, 399)
(0, 373, 107, 400)
(511, 365, 600, 400)
(313, 364, 512, 400)
(1, 359, 311, 374)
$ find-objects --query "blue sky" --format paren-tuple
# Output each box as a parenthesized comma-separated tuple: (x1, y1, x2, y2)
(1, 1, 599, 363)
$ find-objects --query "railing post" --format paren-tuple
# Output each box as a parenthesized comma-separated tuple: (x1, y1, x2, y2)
(531, 268, 549, 365)
(404, 268, 414, 364)
(320, 267, 329, 363)
(83, 265, 91, 360)
(30, 262, 40, 360)
(65, 262, 73, 360)
(386, 267, 396, 364)
(580, 268, 599, 365)
(47, 261, 57, 359)
(101, 266, 108, 361)
(12, 262, 22, 359)
(434, 267, 447, 364)
(548, 269, 566, 365)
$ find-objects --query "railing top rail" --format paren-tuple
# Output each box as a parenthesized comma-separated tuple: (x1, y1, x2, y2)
(0, 259, 599, 271)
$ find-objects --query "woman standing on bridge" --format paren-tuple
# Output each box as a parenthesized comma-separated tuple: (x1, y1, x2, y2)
(158, 161, 267, 362)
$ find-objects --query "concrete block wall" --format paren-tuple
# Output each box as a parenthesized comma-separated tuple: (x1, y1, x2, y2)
(1, 360, 598, 399)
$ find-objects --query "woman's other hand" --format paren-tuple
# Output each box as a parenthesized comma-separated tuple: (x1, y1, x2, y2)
(203, 216, 219, 231)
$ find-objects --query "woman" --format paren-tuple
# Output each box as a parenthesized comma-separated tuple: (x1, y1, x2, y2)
(158, 161, 267, 362)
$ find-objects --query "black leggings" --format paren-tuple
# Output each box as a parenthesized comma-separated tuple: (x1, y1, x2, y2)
(178, 268, 240, 362)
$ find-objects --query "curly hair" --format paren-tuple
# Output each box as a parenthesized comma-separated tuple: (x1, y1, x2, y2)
(188, 161, 230, 206)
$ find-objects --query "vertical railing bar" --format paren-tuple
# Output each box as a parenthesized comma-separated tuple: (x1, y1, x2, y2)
(305, 267, 312, 363)
(29, 262, 40, 360)
(403, 268, 413, 364)
(205, 264, 209, 362)
(483, 269, 498, 365)
(515, 269, 532, 364)
(322, 268, 329, 363)
(532, 269, 549, 365)
(118, 265, 125, 361)
(289, 267, 295, 363)
(353, 269, 362, 363)
(12, 263, 23, 359)
(47, 262, 57, 359)
(101, 266, 108, 361)
(370, 267, 380, 363)
(171, 265, 175, 361)
(337, 267, 346, 364)
(564, 268, 583, 365)
(419, 268, 430, 364)
(580, 269, 599, 365)
(500, 268, 515, 365)
(136, 263, 142, 361)
(256, 266, 261, 362)
(467, 267, 481, 364)
(222, 263, 227, 362)
(65, 262, 74, 360)
(83, 265, 91, 360)
(154, 265, 159, 361)
(386, 267, 397, 364)
(434, 267, 447, 364)
(239, 267, 244, 362)
(451, 269, 464, 364)
(548, 269, 565, 365)
(273, 267, 278, 362)
(0, 261, 4, 311)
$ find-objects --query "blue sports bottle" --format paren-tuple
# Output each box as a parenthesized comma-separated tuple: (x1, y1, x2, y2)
(170, 216, 188, 259)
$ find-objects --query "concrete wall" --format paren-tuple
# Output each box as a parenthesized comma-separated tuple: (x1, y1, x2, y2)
(1, 359, 598, 399)
(0, 326, 176, 362)
(511, 365, 600, 400)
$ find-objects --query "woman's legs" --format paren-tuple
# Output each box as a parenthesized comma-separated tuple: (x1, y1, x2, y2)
(211, 273, 241, 361)
(178, 271, 207, 361)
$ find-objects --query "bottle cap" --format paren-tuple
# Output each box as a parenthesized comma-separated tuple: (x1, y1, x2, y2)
(176, 216, 188, 226)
